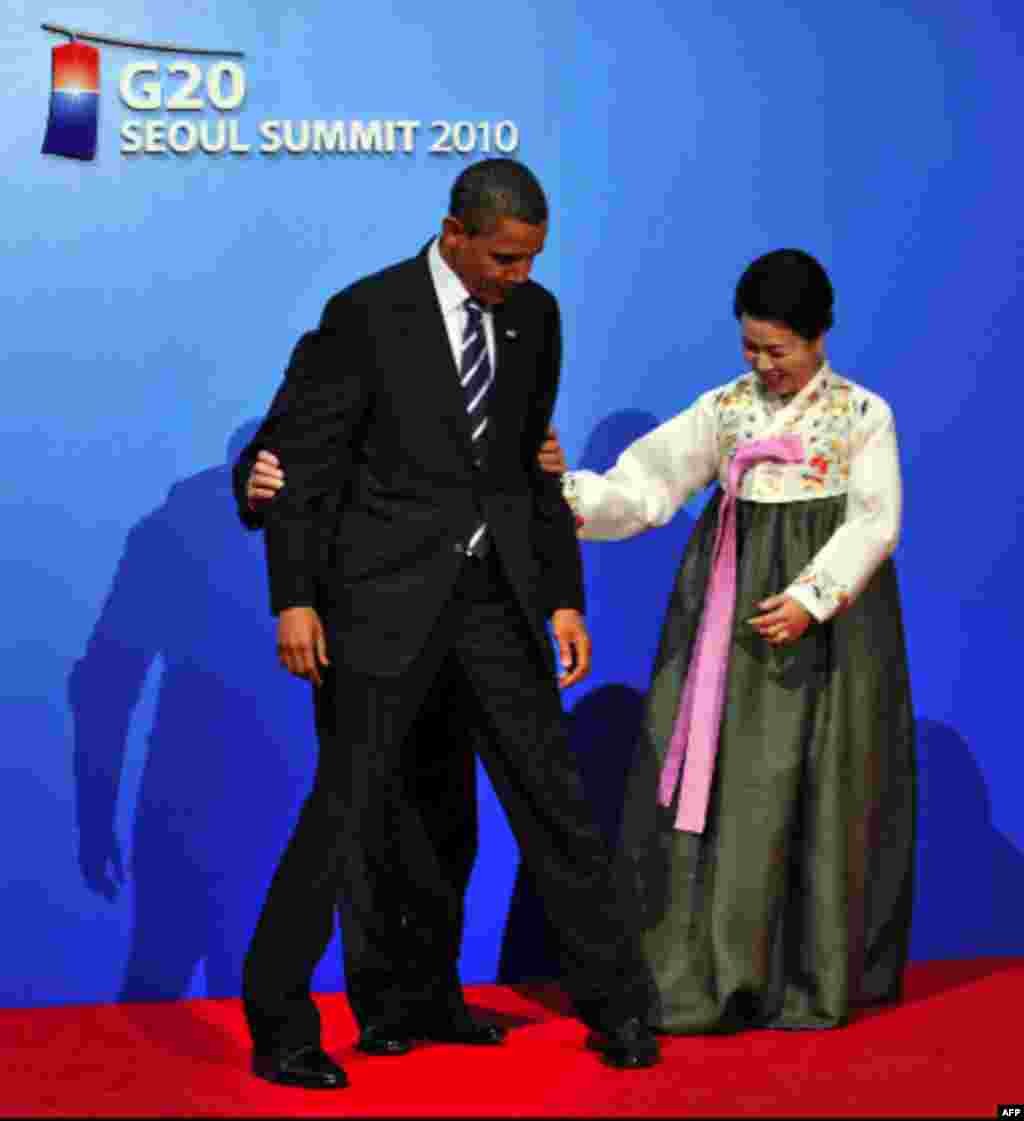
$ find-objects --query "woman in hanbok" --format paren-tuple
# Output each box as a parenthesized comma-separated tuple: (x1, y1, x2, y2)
(561, 249, 915, 1033)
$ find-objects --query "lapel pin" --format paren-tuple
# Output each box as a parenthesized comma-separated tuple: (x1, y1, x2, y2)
(505, 328, 518, 340)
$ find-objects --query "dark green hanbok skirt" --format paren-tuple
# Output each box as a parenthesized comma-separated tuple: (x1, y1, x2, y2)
(616, 491, 916, 1033)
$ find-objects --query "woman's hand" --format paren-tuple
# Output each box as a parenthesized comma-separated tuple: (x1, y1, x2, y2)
(539, 425, 567, 474)
(748, 594, 813, 645)
(247, 449, 284, 510)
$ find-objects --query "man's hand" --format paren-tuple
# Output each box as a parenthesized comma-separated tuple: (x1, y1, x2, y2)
(277, 606, 330, 687)
(551, 608, 591, 688)
(748, 594, 813, 646)
(539, 425, 568, 475)
(247, 449, 284, 510)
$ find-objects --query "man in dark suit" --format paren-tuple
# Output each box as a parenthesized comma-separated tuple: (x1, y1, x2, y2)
(236, 159, 658, 1090)
(235, 436, 482, 1081)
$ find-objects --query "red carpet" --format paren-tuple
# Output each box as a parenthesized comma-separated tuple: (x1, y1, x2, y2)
(2, 958, 1020, 1117)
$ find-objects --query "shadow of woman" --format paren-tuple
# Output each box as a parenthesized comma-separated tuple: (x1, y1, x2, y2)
(906, 718, 1024, 971)
(855, 720, 1024, 1020)
(69, 422, 318, 1002)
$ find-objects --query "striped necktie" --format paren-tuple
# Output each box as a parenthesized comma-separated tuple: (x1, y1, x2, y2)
(460, 298, 493, 556)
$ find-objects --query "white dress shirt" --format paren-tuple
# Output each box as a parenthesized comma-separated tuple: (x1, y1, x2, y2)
(428, 237, 497, 375)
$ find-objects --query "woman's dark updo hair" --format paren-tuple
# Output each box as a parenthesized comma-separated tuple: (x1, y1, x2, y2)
(733, 249, 834, 341)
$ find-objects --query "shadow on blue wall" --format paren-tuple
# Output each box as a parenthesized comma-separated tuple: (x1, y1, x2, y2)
(497, 684, 647, 983)
(66, 420, 1024, 1006)
(68, 422, 317, 1001)
(911, 719, 1024, 960)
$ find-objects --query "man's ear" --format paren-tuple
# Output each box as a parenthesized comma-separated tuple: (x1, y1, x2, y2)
(440, 215, 466, 251)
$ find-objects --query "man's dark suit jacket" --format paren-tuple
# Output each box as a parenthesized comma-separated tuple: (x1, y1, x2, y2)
(234, 244, 584, 679)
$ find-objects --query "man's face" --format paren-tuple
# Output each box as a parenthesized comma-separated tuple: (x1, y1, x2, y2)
(439, 215, 547, 306)
(740, 314, 824, 398)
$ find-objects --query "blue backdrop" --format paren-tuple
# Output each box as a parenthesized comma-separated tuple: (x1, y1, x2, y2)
(2, 0, 1021, 1008)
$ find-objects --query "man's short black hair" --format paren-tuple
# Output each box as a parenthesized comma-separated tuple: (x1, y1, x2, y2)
(449, 159, 548, 236)
(734, 249, 834, 341)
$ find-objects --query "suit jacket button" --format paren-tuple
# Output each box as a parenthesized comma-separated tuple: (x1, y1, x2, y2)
(453, 542, 464, 553)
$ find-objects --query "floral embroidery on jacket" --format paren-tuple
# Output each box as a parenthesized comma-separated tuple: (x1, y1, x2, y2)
(713, 368, 877, 502)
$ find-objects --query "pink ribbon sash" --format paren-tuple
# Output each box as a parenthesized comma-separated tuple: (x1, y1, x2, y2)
(657, 435, 805, 833)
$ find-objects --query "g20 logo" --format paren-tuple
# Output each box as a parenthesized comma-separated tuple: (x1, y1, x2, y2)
(40, 22, 244, 161)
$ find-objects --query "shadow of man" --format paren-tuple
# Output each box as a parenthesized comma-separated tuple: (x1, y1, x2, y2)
(69, 422, 315, 1001)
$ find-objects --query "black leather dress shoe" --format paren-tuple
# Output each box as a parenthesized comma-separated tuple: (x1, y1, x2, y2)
(418, 1016, 507, 1046)
(587, 1018, 661, 1069)
(355, 1025, 414, 1056)
(252, 1045, 349, 1089)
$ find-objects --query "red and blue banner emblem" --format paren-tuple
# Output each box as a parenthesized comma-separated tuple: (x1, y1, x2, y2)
(42, 42, 100, 161)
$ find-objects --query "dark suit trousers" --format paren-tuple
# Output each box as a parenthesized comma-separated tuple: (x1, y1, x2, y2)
(243, 551, 652, 1052)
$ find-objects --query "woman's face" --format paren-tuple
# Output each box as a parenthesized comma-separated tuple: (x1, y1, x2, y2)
(740, 314, 824, 398)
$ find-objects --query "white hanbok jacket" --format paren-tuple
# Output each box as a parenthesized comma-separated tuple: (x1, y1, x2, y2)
(562, 364, 903, 621)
